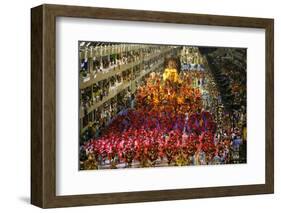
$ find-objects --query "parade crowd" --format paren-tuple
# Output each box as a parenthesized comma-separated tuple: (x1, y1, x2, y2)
(80, 56, 246, 170)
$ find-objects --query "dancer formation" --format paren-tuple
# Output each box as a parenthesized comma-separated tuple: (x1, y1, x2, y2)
(80, 52, 245, 170)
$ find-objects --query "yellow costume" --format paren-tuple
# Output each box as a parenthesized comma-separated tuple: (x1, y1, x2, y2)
(163, 68, 180, 83)
(177, 96, 184, 105)
(153, 97, 160, 105)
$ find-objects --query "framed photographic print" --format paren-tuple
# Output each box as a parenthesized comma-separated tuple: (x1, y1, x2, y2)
(31, 4, 274, 208)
